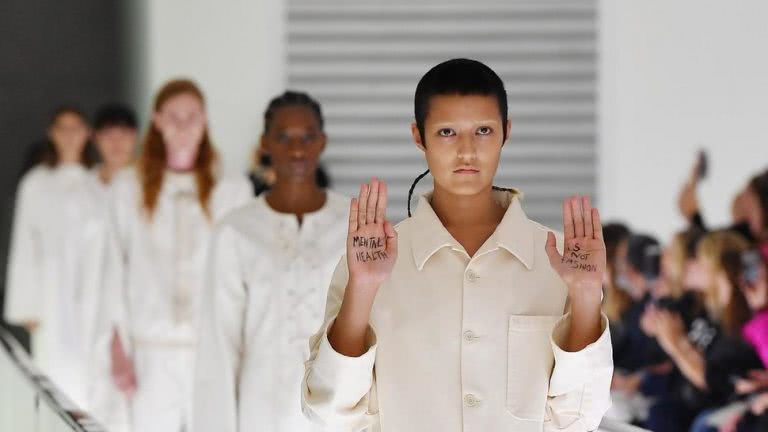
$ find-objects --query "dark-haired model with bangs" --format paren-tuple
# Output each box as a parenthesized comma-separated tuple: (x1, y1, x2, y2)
(302, 59, 613, 432)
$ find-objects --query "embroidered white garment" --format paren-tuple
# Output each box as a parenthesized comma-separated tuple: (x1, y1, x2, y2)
(191, 192, 349, 432)
(302, 190, 614, 432)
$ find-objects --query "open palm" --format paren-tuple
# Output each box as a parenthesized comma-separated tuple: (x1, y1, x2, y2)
(545, 196, 606, 301)
(346, 178, 398, 288)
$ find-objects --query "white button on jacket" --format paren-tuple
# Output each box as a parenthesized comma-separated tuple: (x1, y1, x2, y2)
(302, 190, 613, 432)
(191, 192, 349, 432)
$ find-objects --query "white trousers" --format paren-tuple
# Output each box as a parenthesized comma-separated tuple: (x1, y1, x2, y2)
(131, 344, 194, 432)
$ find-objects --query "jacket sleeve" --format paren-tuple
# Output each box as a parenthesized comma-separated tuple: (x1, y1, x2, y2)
(301, 256, 379, 432)
(4, 173, 43, 325)
(190, 225, 247, 432)
(545, 312, 613, 431)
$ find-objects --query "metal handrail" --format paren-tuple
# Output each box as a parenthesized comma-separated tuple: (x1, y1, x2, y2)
(0, 328, 105, 432)
(0, 327, 648, 432)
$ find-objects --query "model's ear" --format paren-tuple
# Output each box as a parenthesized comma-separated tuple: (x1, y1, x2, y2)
(411, 122, 425, 153)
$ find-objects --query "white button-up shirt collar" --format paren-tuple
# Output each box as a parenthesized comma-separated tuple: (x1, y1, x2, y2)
(410, 190, 534, 271)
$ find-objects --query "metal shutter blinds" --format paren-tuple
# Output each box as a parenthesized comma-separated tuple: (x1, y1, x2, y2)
(287, 0, 596, 226)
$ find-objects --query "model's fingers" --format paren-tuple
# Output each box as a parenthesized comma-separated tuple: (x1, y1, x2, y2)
(583, 196, 594, 240)
(592, 207, 604, 240)
(571, 196, 585, 238)
(375, 181, 388, 223)
(366, 178, 379, 224)
(357, 183, 369, 227)
(349, 198, 359, 233)
(562, 197, 575, 240)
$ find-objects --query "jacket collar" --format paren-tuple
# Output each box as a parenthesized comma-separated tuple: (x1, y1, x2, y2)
(410, 189, 534, 271)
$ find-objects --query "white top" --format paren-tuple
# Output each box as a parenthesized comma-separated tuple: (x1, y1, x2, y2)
(302, 190, 613, 432)
(104, 168, 253, 346)
(4, 164, 105, 408)
(86, 166, 112, 201)
(191, 192, 349, 432)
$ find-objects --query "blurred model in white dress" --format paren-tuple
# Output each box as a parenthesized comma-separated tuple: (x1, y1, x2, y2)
(93, 80, 251, 432)
(4, 106, 99, 409)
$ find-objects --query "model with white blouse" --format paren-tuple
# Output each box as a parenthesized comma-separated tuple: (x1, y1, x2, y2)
(4, 107, 100, 409)
(191, 91, 348, 432)
(93, 80, 252, 432)
(302, 59, 614, 431)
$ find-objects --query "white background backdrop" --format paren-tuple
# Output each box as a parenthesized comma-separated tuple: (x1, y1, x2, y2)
(599, 0, 768, 240)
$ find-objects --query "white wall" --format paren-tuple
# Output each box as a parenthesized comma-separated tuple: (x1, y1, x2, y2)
(135, 0, 287, 175)
(599, 0, 768, 241)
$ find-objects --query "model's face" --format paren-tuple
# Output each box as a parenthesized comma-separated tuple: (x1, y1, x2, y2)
(95, 125, 137, 171)
(261, 105, 325, 184)
(411, 94, 509, 197)
(153, 92, 206, 171)
(49, 112, 90, 163)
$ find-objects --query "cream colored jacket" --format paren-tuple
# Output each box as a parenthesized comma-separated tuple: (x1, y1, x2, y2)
(302, 190, 613, 432)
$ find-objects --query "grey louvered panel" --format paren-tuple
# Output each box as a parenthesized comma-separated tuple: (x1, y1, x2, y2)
(289, 1, 593, 13)
(290, 45, 594, 61)
(322, 102, 595, 118)
(291, 65, 594, 80)
(288, 0, 596, 226)
(298, 81, 594, 97)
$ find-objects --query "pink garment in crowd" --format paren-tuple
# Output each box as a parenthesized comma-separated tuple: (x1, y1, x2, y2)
(743, 309, 768, 367)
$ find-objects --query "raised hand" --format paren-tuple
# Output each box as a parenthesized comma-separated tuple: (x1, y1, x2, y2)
(331, 178, 397, 357)
(545, 195, 606, 304)
(346, 178, 398, 289)
(678, 155, 704, 220)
